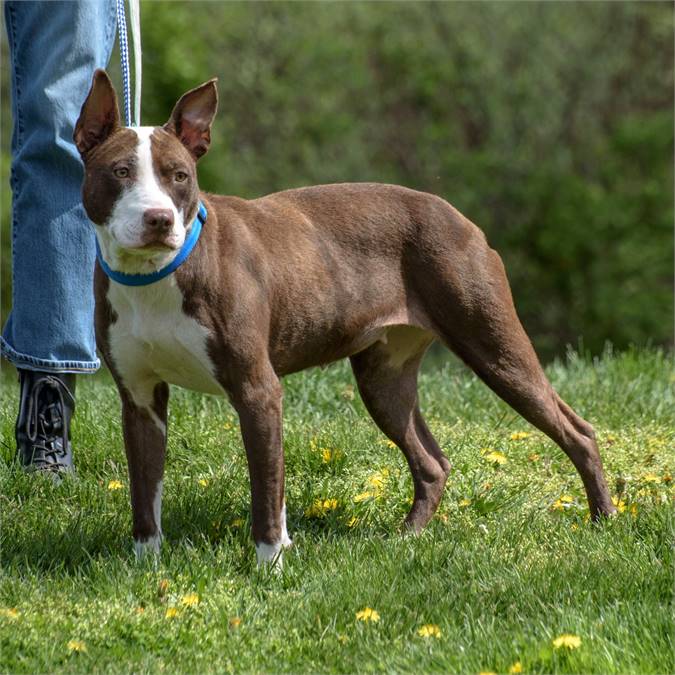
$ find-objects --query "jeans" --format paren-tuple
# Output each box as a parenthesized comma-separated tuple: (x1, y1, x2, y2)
(1, 0, 116, 373)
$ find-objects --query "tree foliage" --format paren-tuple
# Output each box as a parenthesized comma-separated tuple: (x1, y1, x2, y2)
(1, 1, 672, 359)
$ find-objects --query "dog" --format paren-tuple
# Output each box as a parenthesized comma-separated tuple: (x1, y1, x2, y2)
(74, 70, 615, 567)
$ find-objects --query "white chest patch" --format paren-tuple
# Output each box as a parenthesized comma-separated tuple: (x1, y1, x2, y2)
(108, 278, 224, 399)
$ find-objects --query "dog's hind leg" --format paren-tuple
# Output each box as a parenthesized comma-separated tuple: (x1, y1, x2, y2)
(418, 238, 615, 519)
(350, 326, 451, 532)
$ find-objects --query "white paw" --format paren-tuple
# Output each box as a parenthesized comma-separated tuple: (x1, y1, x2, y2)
(256, 541, 285, 571)
(134, 533, 161, 561)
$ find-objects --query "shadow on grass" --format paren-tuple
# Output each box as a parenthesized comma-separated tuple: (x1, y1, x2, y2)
(1, 471, 392, 577)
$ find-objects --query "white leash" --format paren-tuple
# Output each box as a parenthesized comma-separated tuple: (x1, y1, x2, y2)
(116, 0, 142, 127)
(128, 0, 142, 125)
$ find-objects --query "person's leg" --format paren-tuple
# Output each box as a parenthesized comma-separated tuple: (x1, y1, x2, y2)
(2, 0, 116, 472)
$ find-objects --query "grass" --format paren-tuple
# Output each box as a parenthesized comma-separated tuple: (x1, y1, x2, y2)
(0, 347, 673, 674)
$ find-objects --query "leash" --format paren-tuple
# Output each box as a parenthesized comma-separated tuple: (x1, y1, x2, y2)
(96, 202, 208, 286)
(116, 0, 142, 126)
(108, 2, 204, 287)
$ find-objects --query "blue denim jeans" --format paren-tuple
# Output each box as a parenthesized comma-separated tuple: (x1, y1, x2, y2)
(1, 0, 116, 373)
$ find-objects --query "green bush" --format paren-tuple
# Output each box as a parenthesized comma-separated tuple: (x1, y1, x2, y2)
(1, 2, 672, 360)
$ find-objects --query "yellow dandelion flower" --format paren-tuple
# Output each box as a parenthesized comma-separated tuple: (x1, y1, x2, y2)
(459, 498, 472, 507)
(510, 431, 531, 441)
(483, 450, 507, 465)
(165, 607, 180, 619)
(552, 495, 574, 511)
(417, 623, 441, 638)
(223, 422, 233, 430)
(347, 516, 359, 528)
(552, 634, 581, 650)
(630, 503, 638, 516)
(321, 447, 343, 463)
(605, 434, 617, 444)
(353, 491, 377, 503)
(198, 478, 209, 487)
(479, 671, 497, 675)
(229, 616, 241, 629)
(367, 469, 390, 490)
(509, 662, 523, 674)
(229, 518, 245, 528)
(135, 606, 145, 614)
(341, 385, 355, 401)
(611, 496, 626, 513)
(528, 453, 540, 462)
(107, 480, 123, 491)
(305, 498, 339, 518)
(356, 607, 380, 622)
(570, 523, 579, 531)
(181, 593, 200, 607)
(642, 473, 661, 483)
(0, 608, 19, 620)
(384, 440, 397, 449)
(67, 640, 87, 653)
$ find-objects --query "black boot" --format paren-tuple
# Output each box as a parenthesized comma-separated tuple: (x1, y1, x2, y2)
(15, 369, 76, 474)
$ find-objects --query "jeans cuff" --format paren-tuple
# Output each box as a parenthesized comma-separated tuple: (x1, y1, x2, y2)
(0, 335, 100, 373)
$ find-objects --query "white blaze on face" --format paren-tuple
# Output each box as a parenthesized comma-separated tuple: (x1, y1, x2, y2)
(104, 126, 186, 253)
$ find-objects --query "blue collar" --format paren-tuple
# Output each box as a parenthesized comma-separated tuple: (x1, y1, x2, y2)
(96, 202, 207, 286)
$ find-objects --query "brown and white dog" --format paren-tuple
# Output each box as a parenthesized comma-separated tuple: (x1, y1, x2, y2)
(74, 70, 615, 567)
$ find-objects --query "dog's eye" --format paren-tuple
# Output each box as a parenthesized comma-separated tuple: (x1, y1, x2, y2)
(175, 171, 188, 183)
(113, 167, 129, 179)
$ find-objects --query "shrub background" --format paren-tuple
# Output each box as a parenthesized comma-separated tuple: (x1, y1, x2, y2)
(1, 1, 672, 360)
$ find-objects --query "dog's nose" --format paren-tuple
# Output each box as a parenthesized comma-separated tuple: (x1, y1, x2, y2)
(143, 208, 174, 232)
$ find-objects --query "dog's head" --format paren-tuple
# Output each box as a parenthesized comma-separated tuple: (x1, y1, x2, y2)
(75, 70, 218, 272)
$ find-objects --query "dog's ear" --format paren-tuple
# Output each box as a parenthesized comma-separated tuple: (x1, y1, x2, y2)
(74, 70, 121, 158)
(164, 79, 218, 160)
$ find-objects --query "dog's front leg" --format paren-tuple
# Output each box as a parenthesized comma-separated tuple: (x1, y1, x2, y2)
(230, 367, 290, 568)
(119, 383, 169, 560)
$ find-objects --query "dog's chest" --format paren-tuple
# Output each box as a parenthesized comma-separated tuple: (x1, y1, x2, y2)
(107, 280, 223, 396)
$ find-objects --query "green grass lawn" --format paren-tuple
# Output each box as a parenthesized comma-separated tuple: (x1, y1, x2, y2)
(0, 348, 672, 674)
